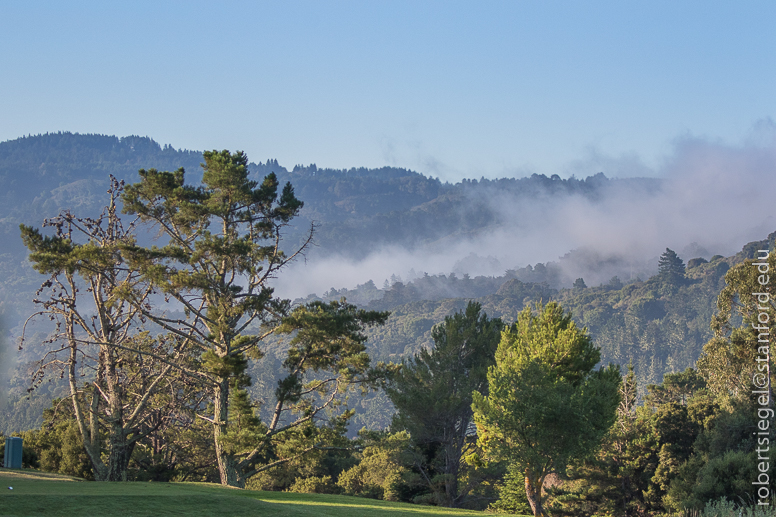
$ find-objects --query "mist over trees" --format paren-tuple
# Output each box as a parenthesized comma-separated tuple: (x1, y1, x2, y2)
(2, 133, 776, 514)
(0, 133, 760, 411)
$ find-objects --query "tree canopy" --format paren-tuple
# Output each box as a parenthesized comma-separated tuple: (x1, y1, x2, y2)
(658, 248, 686, 280)
(386, 301, 502, 507)
(121, 150, 388, 487)
(472, 302, 621, 516)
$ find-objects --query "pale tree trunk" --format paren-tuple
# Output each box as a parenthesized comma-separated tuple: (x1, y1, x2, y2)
(105, 346, 131, 481)
(213, 376, 247, 487)
(525, 468, 547, 517)
(67, 321, 107, 480)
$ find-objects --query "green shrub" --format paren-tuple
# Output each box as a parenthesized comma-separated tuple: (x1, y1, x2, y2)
(336, 431, 411, 501)
(286, 475, 342, 494)
(489, 463, 530, 515)
(670, 498, 776, 517)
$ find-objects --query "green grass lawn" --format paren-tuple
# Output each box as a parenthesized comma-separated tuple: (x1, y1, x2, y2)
(0, 468, 518, 517)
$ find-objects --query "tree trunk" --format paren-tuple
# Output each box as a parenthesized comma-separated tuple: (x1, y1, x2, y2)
(105, 345, 132, 481)
(67, 329, 107, 480)
(213, 377, 245, 487)
(445, 472, 459, 507)
(444, 439, 461, 507)
(106, 434, 135, 481)
(524, 468, 546, 517)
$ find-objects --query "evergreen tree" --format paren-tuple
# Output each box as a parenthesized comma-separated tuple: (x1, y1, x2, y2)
(489, 462, 531, 515)
(658, 248, 686, 279)
(121, 150, 389, 487)
(386, 301, 502, 507)
(472, 302, 621, 517)
(549, 366, 669, 516)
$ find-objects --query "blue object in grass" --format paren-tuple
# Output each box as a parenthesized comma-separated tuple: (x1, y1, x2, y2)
(4, 437, 22, 469)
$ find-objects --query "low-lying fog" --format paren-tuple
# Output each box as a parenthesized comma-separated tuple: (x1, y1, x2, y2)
(272, 129, 776, 299)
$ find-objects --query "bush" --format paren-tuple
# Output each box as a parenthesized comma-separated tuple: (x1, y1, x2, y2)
(687, 257, 708, 269)
(336, 431, 411, 501)
(19, 423, 91, 479)
(667, 498, 776, 517)
(336, 450, 407, 501)
(669, 450, 754, 510)
(697, 497, 776, 517)
(489, 462, 531, 515)
(286, 475, 342, 494)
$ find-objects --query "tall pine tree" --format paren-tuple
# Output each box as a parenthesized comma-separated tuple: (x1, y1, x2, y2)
(121, 150, 389, 487)
(658, 248, 686, 280)
(386, 301, 502, 507)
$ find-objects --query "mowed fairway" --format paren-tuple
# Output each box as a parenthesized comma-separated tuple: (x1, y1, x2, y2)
(0, 469, 509, 517)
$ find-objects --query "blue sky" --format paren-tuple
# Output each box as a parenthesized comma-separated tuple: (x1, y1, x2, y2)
(1, 1, 774, 182)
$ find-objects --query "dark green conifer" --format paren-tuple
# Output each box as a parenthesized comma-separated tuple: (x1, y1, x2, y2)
(658, 248, 686, 278)
(386, 301, 502, 508)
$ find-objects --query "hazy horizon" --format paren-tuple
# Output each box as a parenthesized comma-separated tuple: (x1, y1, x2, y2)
(2, 2, 774, 183)
(269, 126, 776, 299)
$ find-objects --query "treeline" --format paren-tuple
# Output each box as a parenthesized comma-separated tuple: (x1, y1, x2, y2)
(282, 241, 761, 437)
(279, 168, 662, 262)
(315, 242, 753, 386)
(0, 132, 675, 353)
(0, 132, 666, 416)
(5, 250, 775, 515)
(6, 153, 398, 489)
(2, 233, 764, 437)
(3, 135, 775, 515)
(2, 237, 755, 437)
(0, 132, 664, 261)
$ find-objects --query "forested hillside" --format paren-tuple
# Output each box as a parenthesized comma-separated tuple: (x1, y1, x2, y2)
(301, 237, 768, 432)
(2, 133, 775, 515)
(0, 132, 665, 328)
(0, 132, 762, 433)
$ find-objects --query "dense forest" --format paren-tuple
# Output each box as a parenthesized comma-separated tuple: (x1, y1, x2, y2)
(1, 133, 774, 516)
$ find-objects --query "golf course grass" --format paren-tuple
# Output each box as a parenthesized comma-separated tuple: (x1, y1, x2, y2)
(0, 468, 521, 516)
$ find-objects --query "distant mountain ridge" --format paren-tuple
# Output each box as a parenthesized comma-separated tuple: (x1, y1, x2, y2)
(0, 132, 662, 258)
(0, 132, 677, 329)
(0, 131, 669, 325)
(0, 132, 770, 435)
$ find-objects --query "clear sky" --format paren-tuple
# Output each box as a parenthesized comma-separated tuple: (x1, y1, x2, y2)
(1, 1, 774, 182)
